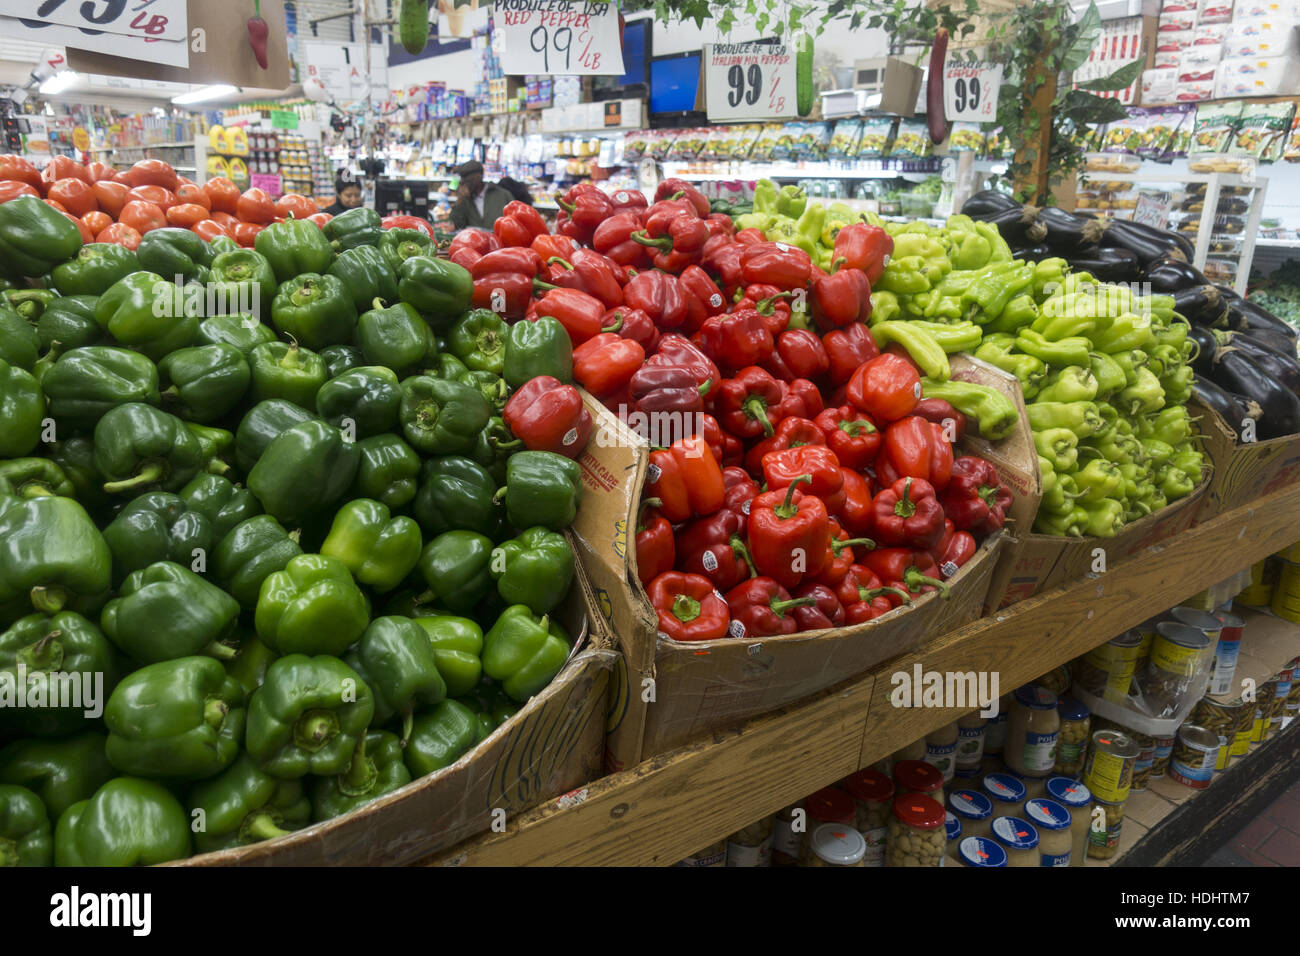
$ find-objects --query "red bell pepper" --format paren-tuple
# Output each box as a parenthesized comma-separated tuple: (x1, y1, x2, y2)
(762, 446, 844, 501)
(532, 232, 580, 264)
(938, 530, 977, 579)
(777, 378, 824, 422)
(635, 499, 675, 587)
(811, 265, 872, 331)
(790, 583, 845, 631)
(502, 375, 593, 459)
(734, 228, 767, 245)
(747, 475, 830, 589)
(609, 188, 648, 217)
(493, 200, 549, 247)
(557, 184, 613, 244)
(699, 309, 774, 373)
(740, 242, 813, 290)
(774, 329, 829, 381)
(675, 509, 756, 592)
(531, 288, 615, 346)
(648, 572, 731, 642)
(644, 197, 698, 235)
(876, 417, 954, 491)
(546, 249, 624, 309)
(847, 353, 921, 424)
(603, 306, 659, 355)
(725, 577, 816, 638)
(744, 417, 825, 476)
(833, 223, 893, 285)
(723, 466, 760, 517)
(813, 405, 880, 471)
(593, 212, 650, 267)
(470, 246, 545, 279)
(837, 566, 910, 623)
(680, 265, 728, 316)
(627, 366, 707, 424)
(573, 333, 645, 401)
(645, 334, 719, 400)
(643, 435, 726, 524)
(716, 366, 784, 439)
(655, 178, 711, 218)
(448, 228, 499, 270)
(696, 413, 726, 464)
(624, 270, 688, 331)
(863, 548, 950, 599)
(471, 274, 546, 321)
(705, 213, 736, 239)
(913, 398, 967, 443)
(812, 518, 873, 589)
(701, 241, 745, 297)
(835, 468, 875, 538)
(824, 322, 881, 386)
(634, 216, 709, 270)
(940, 455, 1012, 535)
(872, 477, 945, 549)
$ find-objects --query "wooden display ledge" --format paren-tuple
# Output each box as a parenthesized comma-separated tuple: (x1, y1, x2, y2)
(423, 482, 1300, 867)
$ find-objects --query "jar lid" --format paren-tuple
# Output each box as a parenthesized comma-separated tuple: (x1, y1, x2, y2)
(805, 787, 856, 825)
(1170, 607, 1223, 632)
(1045, 776, 1092, 807)
(893, 759, 944, 793)
(891, 793, 945, 829)
(982, 772, 1026, 803)
(1155, 622, 1212, 651)
(1058, 696, 1090, 721)
(843, 769, 894, 804)
(810, 824, 866, 865)
(1024, 798, 1072, 830)
(1014, 684, 1058, 710)
(949, 789, 994, 820)
(958, 836, 1008, 868)
(945, 812, 962, 841)
(991, 816, 1040, 850)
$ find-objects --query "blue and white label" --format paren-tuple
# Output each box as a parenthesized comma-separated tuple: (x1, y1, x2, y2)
(1209, 638, 1242, 696)
(1041, 851, 1071, 867)
(1022, 730, 1059, 773)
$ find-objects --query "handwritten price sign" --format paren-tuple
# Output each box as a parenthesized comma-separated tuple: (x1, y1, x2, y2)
(943, 62, 1003, 122)
(704, 42, 796, 122)
(18, 0, 187, 42)
(496, 0, 625, 76)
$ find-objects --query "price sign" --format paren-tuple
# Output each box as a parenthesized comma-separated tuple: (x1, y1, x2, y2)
(251, 173, 282, 199)
(704, 42, 797, 122)
(271, 110, 299, 130)
(15, 0, 187, 42)
(1133, 191, 1172, 230)
(943, 62, 1003, 122)
(496, 1, 625, 76)
(4, 15, 188, 66)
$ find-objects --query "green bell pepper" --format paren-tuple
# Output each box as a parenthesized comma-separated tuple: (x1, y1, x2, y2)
(323, 206, 383, 252)
(0, 358, 43, 459)
(0, 611, 119, 737)
(1075, 459, 1126, 505)
(0, 196, 83, 279)
(102, 491, 213, 584)
(95, 271, 199, 361)
(255, 218, 335, 283)
(1080, 497, 1125, 538)
(973, 340, 1048, 398)
(234, 399, 318, 472)
(1117, 366, 1165, 417)
(47, 437, 109, 513)
(42, 345, 161, 431)
(102, 561, 240, 663)
(0, 496, 111, 623)
(255, 554, 370, 657)
(1035, 366, 1099, 404)
(34, 297, 103, 353)
(491, 527, 574, 615)
(104, 655, 244, 779)
(320, 343, 365, 378)
(0, 458, 75, 499)
(397, 256, 473, 330)
(404, 699, 483, 777)
(1088, 351, 1127, 399)
(459, 369, 510, 415)
(0, 784, 52, 866)
(1026, 401, 1103, 437)
(398, 374, 491, 455)
(196, 314, 276, 360)
(379, 228, 436, 269)
(186, 422, 235, 476)
(54, 777, 191, 866)
(503, 316, 574, 388)
(472, 416, 522, 485)
(93, 402, 204, 494)
(345, 616, 447, 740)
(329, 245, 400, 312)
(245, 654, 375, 779)
(1034, 427, 1080, 473)
(158, 343, 251, 423)
(356, 298, 436, 376)
(50, 242, 138, 296)
(271, 273, 358, 351)
(4, 288, 57, 323)
(917, 378, 1018, 441)
(482, 604, 571, 702)
(411, 615, 483, 698)
(316, 365, 401, 439)
(414, 455, 502, 538)
(320, 499, 423, 594)
(212, 515, 303, 610)
(500, 450, 582, 531)
(247, 420, 359, 524)
(136, 228, 214, 284)
(0, 731, 114, 820)
(1034, 505, 1089, 537)
(180, 474, 262, 542)
(187, 753, 310, 852)
(1014, 329, 1092, 368)
(207, 248, 277, 320)
(351, 434, 422, 510)
(310, 729, 411, 821)
(225, 632, 277, 696)
(457, 680, 519, 735)
(432, 352, 469, 381)
(448, 308, 509, 375)
(418, 530, 494, 614)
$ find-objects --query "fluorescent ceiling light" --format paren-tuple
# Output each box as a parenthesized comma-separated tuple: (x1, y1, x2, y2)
(39, 71, 79, 95)
(172, 84, 239, 105)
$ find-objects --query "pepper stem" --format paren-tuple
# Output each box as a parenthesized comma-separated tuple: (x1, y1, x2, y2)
(547, 257, 574, 271)
(293, 709, 340, 752)
(894, 478, 916, 519)
(205, 640, 238, 661)
(281, 336, 301, 370)
(339, 734, 379, 795)
(102, 463, 165, 494)
(730, 535, 758, 578)
(742, 396, 774, 437)
(240, 811, 291, 844)
(841, 419, 876, 437)
(29, 585, 67, 614)
(903, 567, 951, 599)
(204, 697, 229, 729)
(602, 314, 624, 334)
(864, 586, 911, 605)
(774, 475, 812, 519)
(630, 230, 672, 252)
(771, 596, 817, 617)
(672, 593, 702, 623)
(372, 297, 388, 311)
(831, 537, 874, 555)
(636, 498, 663, 532)
(20, 483, 54, 497)
(20, 631, 63, 672)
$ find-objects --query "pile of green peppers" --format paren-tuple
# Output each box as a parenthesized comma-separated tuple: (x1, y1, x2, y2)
(0, 207, 586, 866)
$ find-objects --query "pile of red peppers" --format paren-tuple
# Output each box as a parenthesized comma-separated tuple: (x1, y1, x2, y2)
(458, 177, 1015, 642)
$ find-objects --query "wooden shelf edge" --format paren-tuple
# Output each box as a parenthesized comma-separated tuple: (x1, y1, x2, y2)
(425, 482, 1300, 866)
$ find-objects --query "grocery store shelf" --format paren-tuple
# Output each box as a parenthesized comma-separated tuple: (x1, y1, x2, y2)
(425, 481, 1300, 867)
(102, 141, 195, 150)
(1257, 238, 1300, 249)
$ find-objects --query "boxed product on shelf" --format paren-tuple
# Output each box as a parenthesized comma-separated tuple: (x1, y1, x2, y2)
(1224, 15, 1299, 55)
(1230, 100, 1297, 160)
(1160, 11, 1198, 30)
(1197, 0, 1235, 21)
(1162, 0, 1198, 12)
(1204, 258, 1239, 282)
(828, 119, 863, 159)
(857, 117, 895, 158)
(1084, 151, 1141, 172)
(1155, 30, 1194, 69)
(891, 119, 931, 158)
(1216, 52, 1300, 95)
(1188, 151, 1254, 172)
(948, 123, 986, 153)
(1192, 100, 1244, 152)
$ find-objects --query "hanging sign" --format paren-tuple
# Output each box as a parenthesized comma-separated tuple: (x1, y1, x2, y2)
(12, 0, 187, 41)
(704, 42, 797, 122)
(1133, 192, 1172, 230)
(943, 61, 1003, 123)
(495, 1, 625, 76)
(4, 15, 189, 67)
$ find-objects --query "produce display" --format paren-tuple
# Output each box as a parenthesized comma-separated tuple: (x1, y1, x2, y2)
(0, 155, 588, 866)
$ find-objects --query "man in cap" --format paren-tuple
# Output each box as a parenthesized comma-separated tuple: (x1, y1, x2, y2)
(449, 159, 514, 230)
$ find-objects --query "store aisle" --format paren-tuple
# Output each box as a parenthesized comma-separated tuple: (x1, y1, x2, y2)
(1201, 775, 1300, 867)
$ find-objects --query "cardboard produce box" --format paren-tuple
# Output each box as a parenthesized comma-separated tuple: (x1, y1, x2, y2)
(1192, 397, 1300, 518)
(575, 356, 1036, 767)
(177, 562, 617, 866)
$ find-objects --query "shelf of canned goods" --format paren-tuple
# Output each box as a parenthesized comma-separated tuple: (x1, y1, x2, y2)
(425, 481, 1300, 868)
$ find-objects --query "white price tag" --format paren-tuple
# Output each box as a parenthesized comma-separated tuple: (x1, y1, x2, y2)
(1133, 192, 1171, 230)
(704, 41, 797, 122)
(13, 0, 187, 42)
(943, 61, 1003, 123)
(3, 15, 188, 66)
(496, 1, 625, 76)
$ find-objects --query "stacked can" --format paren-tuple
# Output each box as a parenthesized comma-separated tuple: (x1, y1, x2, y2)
(1193, 696, 1244, 772)
(1266, 662, 1293, 740)
(1083, 728, 1140, 860)
(1237, 557, 1276, 608)
(1208, 610, 1246, 697)
(1169, 724, 1219, 789)
(1270, 559, 1300, 622)
(1075, 631, 1145, 703)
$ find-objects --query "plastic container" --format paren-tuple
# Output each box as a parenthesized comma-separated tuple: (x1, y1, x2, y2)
(1046, 777, 1094, 868)
(948, 789, 994, 842)
(804, 824, 867, 867)
(1083, 728, 1140, 803)
(893, 759, 945, 801)
(991, 816, 1040, 868)
(982, 772, 1027, 815)
(885, 794, 947, 867)
(1024, 798, 1073, 867)
(1055, 697, 1091, 777)
(843, 769, 893, 866)
(1141, 624, 1212, 717)
(957, 836, 1008, 867)
(1005, 685, 1060, 777)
